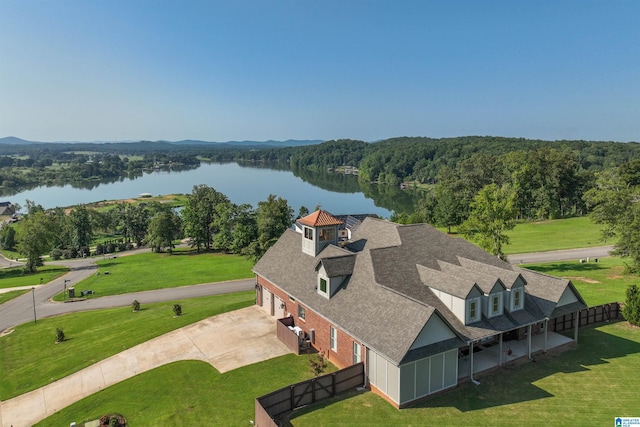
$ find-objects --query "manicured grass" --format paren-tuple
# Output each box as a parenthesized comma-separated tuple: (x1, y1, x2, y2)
(52, 251, 254, 300)
(287, 322, 640, 426)
(36, 354, 330, 427)
(0, 265, 69, 289)
(506, 216, 606, 254)
(36, 323, 640, 427)
(0, 291, 255, 400)
(523, 257, 635, 306)
(0, 289, 29, 304)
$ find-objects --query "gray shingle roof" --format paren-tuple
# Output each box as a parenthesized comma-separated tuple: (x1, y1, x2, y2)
(316, 255, 356, 277)
(253, 217, 587, 365)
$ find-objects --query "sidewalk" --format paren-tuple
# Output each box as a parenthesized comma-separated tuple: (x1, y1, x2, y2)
(0, 305, 290, 427)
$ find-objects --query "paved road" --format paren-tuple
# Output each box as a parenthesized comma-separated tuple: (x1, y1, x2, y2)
(507, 245, 614, 265)
(0, 253, 255, 333)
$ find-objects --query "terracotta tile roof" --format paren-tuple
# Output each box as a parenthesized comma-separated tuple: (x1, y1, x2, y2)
(298, 210, 344, 227)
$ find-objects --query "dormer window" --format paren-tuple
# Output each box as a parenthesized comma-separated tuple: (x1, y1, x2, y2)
(318, 275, 329, 298)
(511, 288, 524, 311)
(466, 297, 481, 324)
(488, 292, 503, 317)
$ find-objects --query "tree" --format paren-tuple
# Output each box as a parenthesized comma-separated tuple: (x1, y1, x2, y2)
(17, 210, 56, 272)
(622, 284, 640, 326)
(146, 211, 182, 253)
(250, 194, 293, 260)
(459, 184, 517, 260)
(432, 185, 464, 233)
(0, 225, 16, 250)
(584, 162, 640, 272)
(182, 185, 229, 251)
(67, 205, 93, 249)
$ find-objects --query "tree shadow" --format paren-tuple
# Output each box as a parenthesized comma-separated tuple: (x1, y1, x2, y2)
(282, 323, 640, 421)
(524, 262, 604, 274)
(413, 323, 639, 412)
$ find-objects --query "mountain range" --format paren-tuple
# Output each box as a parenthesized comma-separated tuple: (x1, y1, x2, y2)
(0, 136, 325, 147)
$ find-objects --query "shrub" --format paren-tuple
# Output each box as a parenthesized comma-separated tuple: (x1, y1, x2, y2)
(173, 304, 182, 316)
(623, 284, 640, 326)
(55, 327, 65, 343)
(95, 243, 105, 255)
(118, 242, 127, 252)
(132, 300, 140, 312)
(309, 352, 327, 377)
(50, 248, 63, 260)
(106, 243, 116, 253)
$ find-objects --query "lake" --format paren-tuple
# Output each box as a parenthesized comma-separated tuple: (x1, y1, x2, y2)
(6, 162, 399, 217)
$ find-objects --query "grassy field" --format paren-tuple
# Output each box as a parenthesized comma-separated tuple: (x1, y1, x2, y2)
(36, 322, 640, 427)
(0, 291, 255, 400)
(524, 257, 635, 306)
(35, 355, 326, 427)
(0, 265, 69, 289)
(504, 216, 605, 254)
(52, 251, 254, 300)
(287, 322, 640, 426)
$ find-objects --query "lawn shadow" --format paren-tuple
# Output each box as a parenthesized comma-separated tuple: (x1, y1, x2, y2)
(415, 323, 640, 412)
(523, 262, 605, 274)
(285, 323, 640, 419)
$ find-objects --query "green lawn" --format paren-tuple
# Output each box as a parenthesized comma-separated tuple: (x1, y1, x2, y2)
(523, 257, 634, 306)
(505, 216, 605, 254)
(0, 265, 69, 289)
(287, 322, 640, 426)
(36, 355, 326, 427)
(52, 251, 254, 300)
(36, 322, 640, 427)
(0, 289, 29, 304)
(0, 291, 255, 400)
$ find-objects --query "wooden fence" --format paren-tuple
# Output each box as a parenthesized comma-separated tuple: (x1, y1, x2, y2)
(552, 302, 623, 333)
(255, 362, 365, 427)
(276, 317, 302, 355)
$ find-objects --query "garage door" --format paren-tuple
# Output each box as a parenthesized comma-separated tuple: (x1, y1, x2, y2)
(262, 288, 272, 315)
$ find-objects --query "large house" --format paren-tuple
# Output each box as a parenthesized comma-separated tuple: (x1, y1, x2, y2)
(253, 210, 587, 407)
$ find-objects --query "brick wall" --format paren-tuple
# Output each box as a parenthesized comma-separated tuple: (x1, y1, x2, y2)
(257, 275, 363, 370)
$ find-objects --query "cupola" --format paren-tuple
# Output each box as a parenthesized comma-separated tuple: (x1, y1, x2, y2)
(298, 210, 343, 256)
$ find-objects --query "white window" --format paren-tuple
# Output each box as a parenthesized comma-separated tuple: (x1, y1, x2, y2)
(467, 298, 481, 324)
(353, 342, 361, 364)
(330, 326, 338, 352)
(512, 288, 524, 311)
(304, 227, 313, 240)
(489, 293, 503, 317)
(298, 304, 306, 321)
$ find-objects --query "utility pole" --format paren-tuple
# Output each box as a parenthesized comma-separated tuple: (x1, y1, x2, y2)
(31, 287, 37, 323)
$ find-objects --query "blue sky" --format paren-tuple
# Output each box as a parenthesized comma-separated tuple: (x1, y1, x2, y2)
(1, 1, 638, 142)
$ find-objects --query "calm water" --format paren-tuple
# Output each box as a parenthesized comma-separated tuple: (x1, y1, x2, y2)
(7, 163, 394, 217)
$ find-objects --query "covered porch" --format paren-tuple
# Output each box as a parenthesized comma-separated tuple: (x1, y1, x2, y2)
(458, 328, 575, 380)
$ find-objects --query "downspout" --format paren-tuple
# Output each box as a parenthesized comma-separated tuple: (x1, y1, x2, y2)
(469, 341, 480, 385)
(574, 310, 579, 343)
(527, 324, 532, 360)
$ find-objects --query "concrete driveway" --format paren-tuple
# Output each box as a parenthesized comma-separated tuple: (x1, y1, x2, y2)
(0, 305, 290, 427)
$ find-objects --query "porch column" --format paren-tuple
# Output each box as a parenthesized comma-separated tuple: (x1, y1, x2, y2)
(527, 324, 532, 360)
(543, 319, 548, 352)
(574, 310, 579, 343)
(498, 333, 503, 366)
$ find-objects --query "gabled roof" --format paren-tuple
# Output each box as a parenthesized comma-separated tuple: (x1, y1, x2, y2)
(417, 264, 484, 299)
(298, 210, 344, 227)
(316, 254, 356, 277)
(253, 216, 587, 365)
(435, 260, 506, 295)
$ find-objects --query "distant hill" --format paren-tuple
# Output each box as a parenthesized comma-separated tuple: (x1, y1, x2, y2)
(0, 137, 324, 147)
(0, 136, 40, 145)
